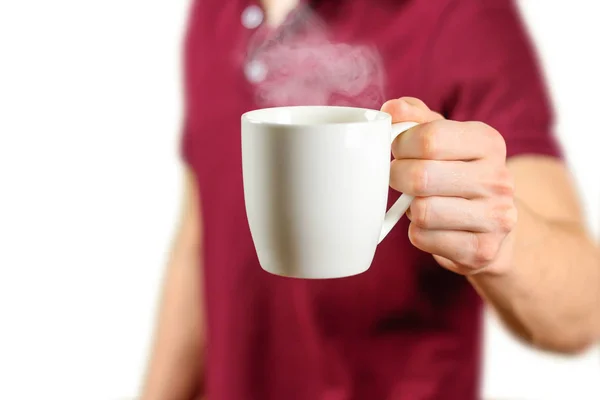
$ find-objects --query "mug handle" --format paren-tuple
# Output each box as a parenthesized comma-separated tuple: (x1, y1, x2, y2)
(378, 121, 420, 243)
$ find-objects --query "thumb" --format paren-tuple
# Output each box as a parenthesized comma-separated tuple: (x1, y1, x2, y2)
(381, 97, 444, 123)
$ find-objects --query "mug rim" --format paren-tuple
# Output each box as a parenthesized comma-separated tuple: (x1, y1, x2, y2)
(241, 105, 391, 127)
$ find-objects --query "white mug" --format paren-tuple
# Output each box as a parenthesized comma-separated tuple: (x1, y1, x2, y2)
(242, 106, 418, 279)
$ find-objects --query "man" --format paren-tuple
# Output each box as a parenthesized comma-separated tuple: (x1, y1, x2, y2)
(141, 0, 600, 399)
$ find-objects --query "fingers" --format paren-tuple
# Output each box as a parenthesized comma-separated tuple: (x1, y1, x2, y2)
(390, 158, 514, 199)
(382, 97, 515, 276)
(406, 196, 518, 233)
(392, 120, 506, 162)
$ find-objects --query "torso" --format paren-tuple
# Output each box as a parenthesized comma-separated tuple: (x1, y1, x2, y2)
(182, 1, 483, 399)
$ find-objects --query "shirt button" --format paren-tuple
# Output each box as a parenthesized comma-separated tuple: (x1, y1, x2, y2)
(241, 5, 264, 29)
(245, 60, 268, 83)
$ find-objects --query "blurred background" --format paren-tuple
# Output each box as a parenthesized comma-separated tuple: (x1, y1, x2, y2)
(0, 1, 598, 399)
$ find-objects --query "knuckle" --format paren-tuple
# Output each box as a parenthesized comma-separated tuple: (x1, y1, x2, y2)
(489, 168, 515, 197)
(469, 120, 495, 136)
(469, 121, 505, 156)
(470, 120, 494, 133)
(496, 137, 508, 159)
(431, 111, 445, 120)
(495, 202, 518, 233)
(389, 160, 401, 190)
(386, 98, 413, 119)
(408, 223, 425, 247)
(419, 122, 441, 159)
(393, 98, 411, 116)
(409, 162, 429, 195)
(485, 124, 506, 158)
(492, 133, 507, 159)
(472, 234, 498, 268)
(410, 198, 430, 228)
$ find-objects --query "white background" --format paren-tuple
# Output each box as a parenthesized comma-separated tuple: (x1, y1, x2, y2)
(0, 1, 598, 399)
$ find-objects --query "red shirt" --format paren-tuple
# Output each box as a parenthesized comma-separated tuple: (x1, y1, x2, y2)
(181, 1, 561, 399)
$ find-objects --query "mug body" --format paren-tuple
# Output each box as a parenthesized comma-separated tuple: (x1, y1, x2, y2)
(242, 106, 392, 278)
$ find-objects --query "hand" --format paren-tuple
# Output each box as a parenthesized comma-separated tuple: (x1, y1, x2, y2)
(382, 97, 517, 275)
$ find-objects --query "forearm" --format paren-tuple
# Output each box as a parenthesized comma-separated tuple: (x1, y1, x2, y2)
(141, 252, 205, 400)
(141, 170, 205, 400)
(470, 199, 600, 353)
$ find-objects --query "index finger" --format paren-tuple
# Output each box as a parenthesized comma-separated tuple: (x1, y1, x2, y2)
(392, 120, 506, 161)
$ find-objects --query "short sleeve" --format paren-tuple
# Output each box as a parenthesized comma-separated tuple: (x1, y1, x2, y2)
(179, 0, 202, 168)
(427, 0, 562, 159)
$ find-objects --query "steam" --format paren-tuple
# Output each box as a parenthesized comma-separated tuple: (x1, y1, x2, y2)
(244, 7, 386, 108)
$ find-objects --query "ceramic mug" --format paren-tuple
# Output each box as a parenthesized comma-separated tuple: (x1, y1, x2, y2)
(242, 106, 418, 279)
